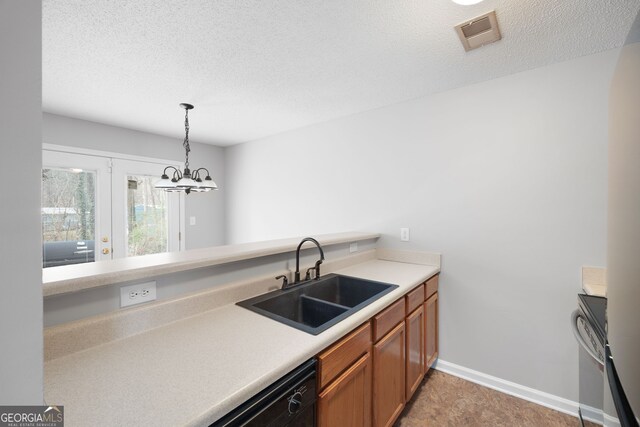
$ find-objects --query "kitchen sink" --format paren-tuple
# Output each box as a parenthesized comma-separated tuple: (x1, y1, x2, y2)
(237, 274, 398, 335)
(254, 294, 349, 329)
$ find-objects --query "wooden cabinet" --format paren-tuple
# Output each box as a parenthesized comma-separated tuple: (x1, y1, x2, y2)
(373, 321, 405, 427)
(425, 284, 439, 370)
(318, 322, 372, 389)
(372, 298, 405, 342)
(316, 272, 440, 426)
(317, 322, 372, 427)
(318, 351, 372, 427)
(405, 304, 424, 401)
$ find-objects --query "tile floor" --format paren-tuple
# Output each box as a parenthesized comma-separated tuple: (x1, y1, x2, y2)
(395, 370, 594, 427)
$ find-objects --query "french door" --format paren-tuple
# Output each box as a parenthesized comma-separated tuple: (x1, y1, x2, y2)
(42, 151, 112, 266)
(111, 159, 181, 257)
(42, 149, 182, 267)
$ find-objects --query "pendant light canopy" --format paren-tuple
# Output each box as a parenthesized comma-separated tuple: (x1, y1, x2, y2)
(155, 103, 218, 194)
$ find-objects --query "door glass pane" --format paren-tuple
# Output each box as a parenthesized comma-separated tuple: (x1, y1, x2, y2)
(42, 168, 96, 268)
(126, 175, 168, 257)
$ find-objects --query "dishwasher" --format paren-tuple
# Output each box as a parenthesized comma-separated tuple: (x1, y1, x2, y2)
(211, 359, 316, 427)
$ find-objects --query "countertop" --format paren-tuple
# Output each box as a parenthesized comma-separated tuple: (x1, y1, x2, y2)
(43, 231, 379, 297)
(581, 266, 607, 297)
(44, 259, 439, 426)
(583, 283, 606, 297)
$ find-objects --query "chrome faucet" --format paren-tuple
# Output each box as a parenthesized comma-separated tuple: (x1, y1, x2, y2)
(294, 237, 325, 283)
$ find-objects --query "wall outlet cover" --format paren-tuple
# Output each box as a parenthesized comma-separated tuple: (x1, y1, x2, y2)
(400, 228, 410, 242)
(120, 281, 157, 308)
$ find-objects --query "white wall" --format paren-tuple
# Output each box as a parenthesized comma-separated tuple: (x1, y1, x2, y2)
(43, 113, 226, 249)
(225, 49, 619, 401)
(0, 0, 43, 404)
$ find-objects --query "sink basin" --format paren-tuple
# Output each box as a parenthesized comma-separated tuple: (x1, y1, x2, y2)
(237, 274, 398, 335)
(254, 294, 349, 329)
(303, 275, 395, 308)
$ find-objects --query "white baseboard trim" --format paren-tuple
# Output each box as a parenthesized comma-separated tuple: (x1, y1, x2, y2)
(581, 404, 606, 425)
(433, 360, 593, 422)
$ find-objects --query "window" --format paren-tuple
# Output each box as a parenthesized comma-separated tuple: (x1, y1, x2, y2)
(42, 168, 97, 267)
(42, 148, 183, 268)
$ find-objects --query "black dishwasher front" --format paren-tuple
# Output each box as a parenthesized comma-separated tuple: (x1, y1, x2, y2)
(212, 359, 316, 427)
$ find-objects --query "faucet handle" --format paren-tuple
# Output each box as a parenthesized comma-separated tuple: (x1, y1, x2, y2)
(305, 267, 315, 281)
(276, 275, 288, 289)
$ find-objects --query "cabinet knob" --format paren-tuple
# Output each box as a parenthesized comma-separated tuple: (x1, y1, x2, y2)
(102, 248, 110, 255)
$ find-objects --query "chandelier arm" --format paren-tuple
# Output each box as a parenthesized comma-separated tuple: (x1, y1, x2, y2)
(162, 165, 180, 176)
(192, 168, 210, 181)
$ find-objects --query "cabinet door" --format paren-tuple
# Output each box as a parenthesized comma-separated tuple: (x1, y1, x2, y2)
(373, 322, 405, 427)
(405, 305, 425, 401)
(318, 351, 372, 427)
(425, 292, 439, 370)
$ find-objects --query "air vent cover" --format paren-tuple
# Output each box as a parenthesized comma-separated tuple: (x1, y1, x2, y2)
(455, 11, 501, 52)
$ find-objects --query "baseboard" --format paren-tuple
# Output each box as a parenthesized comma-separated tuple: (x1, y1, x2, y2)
(433, 359, 590, 421)
(581, 404, 606, 425)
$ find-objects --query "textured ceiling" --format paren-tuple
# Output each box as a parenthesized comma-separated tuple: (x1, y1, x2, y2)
(43, 0, 640, 146)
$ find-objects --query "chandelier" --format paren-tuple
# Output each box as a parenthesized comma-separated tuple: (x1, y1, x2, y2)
(154, 103, 218, 194)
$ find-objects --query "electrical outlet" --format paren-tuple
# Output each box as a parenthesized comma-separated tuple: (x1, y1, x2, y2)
(189, 216, 196, 226)
(120, 281, 157, 308)
(350, 242, 358, 253)
(400, 228, 410, 242)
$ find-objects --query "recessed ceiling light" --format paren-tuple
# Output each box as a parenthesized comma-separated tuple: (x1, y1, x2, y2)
(452, 0, 484, 5)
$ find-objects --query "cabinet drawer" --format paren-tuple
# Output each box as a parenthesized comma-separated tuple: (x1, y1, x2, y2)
(405, 284, 425, 315)
(373, 298, 405, 342)
(426, 274, 439, 299)
(318, 322, 371, 390)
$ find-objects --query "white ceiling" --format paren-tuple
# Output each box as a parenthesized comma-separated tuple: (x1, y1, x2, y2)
(43, 0, 640, 146)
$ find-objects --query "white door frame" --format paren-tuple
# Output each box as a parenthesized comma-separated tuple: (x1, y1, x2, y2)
(43, 144, 187, 254)
(111, 158, 182, 258)
(42, 150, 113, 261)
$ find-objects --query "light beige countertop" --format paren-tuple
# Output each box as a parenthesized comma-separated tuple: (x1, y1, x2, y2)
(44, 259, 439, 427)
(581, 266, 607, 297)
(583, 283, 606, 297)
(43, 231, 379, 297)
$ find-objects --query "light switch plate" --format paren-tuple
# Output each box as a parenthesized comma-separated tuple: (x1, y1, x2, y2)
(189, 216, 196, 226)
(400, 228, 410, 242)
(120, 281, 157, 308)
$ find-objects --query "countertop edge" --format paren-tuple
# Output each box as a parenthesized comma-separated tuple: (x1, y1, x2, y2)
(43, 231, 380, 297)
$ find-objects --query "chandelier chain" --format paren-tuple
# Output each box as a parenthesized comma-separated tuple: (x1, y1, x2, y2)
(183, 108, 191, 170)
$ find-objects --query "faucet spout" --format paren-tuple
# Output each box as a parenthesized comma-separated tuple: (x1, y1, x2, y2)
(294, 237, 325, 283)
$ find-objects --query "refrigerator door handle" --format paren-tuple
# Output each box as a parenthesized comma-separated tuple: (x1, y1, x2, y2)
(571, 310, 604, 367)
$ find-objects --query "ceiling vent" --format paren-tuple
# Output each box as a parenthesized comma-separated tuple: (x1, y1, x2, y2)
(455, 11, 501, 52)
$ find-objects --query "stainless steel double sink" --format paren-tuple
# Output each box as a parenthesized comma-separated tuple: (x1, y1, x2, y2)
(237, 274, 398, 335)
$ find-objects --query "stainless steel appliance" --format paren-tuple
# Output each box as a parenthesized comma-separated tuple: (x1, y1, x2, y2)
(212, 359, 316, 427)
(572, 295, 606, 425)
(603, 8, 640, 427)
